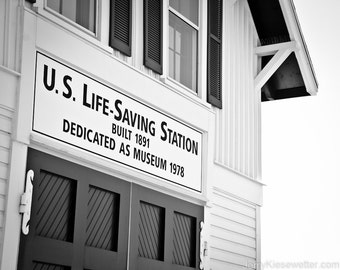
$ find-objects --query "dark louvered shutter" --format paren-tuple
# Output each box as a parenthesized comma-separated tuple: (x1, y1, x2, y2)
(144, 0, 163, 74)
(207, 0, 223, 108)
(110, 0, 132, 56)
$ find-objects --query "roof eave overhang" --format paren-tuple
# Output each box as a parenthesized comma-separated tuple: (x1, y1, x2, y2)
(248, 0, 318, 101)
(279, 0, 318, 96)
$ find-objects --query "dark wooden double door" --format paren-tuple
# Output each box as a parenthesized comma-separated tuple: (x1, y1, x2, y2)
(18, 149, 203, 270)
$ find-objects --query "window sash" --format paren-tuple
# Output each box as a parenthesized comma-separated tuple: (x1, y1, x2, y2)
(46, 0, 97, 33)
(168, 0, 199, 93)
(169, 11, 198, 92)
(168, 7, 199, 30)
(169, 0, 198, 25)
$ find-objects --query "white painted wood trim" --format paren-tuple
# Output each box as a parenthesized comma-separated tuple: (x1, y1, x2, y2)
(230, 0, 242, 6)
(255, 41, 297, 57)
(254, 42, 297, 91)
(0, 64, 21, 77)
(278, 0, 318, 95)
(256, 206, 261, 270)
(0, 141, 28, 270)
(3, 0, 11, 68)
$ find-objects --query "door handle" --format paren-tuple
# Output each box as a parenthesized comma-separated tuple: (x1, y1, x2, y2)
(19, 170, 34, 235)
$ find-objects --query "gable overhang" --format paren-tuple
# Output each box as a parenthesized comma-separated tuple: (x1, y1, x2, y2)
(247, 0, 318, 101)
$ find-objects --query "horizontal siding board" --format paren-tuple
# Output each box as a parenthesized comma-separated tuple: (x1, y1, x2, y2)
(210, 225, 256, 248)
(211, 205, 255, 228)
(210, 180, 258, 268)
(0, 70, 19, 110)
(0, 179, 6, 195)
(0, 104, 11, 236)
(0, 163, 8, 180)
(0, 196, 5, 211)
(0, 133, 10, 149)
(0, 115, 11, 134)
(211, 259, 255, 270)
(210, 236, 256, 258)
(0, 212, 4, 228)
(211, 214, 256, 238)
(0, 147, 9, 165)
(210, 247, 256, 268)
(0, 106, 14, 118)
(212, 192, 256, 218)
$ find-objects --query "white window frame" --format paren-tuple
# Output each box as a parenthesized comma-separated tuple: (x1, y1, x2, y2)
(32, 0, 113, 54)
(161, 0, 208, 104)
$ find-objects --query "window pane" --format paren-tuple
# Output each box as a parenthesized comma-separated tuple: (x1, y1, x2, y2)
(47, 0, 96, 33)
(169, 12, 198, 92)
(169, 0, 198, 25)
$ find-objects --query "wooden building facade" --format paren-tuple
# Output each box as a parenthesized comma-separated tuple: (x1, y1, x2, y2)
(0, 0, 317, 269)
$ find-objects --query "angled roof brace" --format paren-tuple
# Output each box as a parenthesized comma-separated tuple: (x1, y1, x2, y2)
(248, 0, 317, 101)
(255, 41, 297, 91)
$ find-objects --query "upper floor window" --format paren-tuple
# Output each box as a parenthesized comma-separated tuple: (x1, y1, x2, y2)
(168, 0, 199, 92)
(46, 0, 96, 33)
(42, 0, 222, 108)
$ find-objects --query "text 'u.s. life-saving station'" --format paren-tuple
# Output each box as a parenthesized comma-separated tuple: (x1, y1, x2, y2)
(33, 52, 202, 192)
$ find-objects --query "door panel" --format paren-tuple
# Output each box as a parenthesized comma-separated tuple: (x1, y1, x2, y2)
(18, 149, 203, 270)
(85, 186, 120, 251)
(173, 212, 197, 267)
(129, 184, 203, 270)
(138, 201, 165, 260)
(34, 170, 76, 242)
(18, 149, 130, 270)
(32, 262, 71, 270)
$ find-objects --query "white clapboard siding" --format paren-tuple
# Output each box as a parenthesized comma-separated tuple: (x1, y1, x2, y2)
(0, 162, 9, 181)
(215, 0, 261, 180)
(211, 259, 256, 270)
(0, 0, 21, 259)
(210, 247, 256, 267)
(0, 147, 10, 165)
(210, 225, 256, 249)
(0, 110, 12, 252)
(211, 214, 255, 238)
(0, 133, 10, 150)
(210, 189, 257, 270)
(212, 206, 256, 228)
(213, 191, 256, 218)
(210, 236, 256, 258)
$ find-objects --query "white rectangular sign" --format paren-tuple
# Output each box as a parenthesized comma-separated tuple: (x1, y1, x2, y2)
(33, 52, 202, 192)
